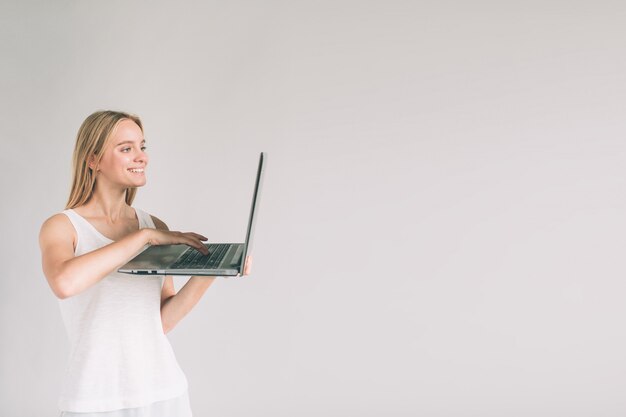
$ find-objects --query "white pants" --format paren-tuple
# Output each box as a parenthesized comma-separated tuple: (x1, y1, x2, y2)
(58, 391, 192, 417)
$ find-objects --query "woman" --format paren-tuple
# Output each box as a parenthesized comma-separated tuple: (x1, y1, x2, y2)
(39, 110, 220, 416)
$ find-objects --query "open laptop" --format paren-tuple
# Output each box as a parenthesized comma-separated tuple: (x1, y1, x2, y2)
(118, 152, 266, 277)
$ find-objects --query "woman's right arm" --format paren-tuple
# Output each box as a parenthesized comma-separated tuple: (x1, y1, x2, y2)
(39, 214, 208, 299)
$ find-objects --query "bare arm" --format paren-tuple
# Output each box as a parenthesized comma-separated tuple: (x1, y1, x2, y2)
(153, 216, 216, 334)
(39, 213, 208, 299)
(161, 276, 216, 334)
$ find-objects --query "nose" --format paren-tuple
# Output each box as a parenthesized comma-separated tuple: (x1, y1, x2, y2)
(135, 148, 148, 164)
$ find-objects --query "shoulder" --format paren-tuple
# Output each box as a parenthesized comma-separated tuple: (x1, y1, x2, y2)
(39, 212, 76, 246)
(133, 206, 168, 231)
(40, 212, 73, 234)
(150, 214, 170, 231)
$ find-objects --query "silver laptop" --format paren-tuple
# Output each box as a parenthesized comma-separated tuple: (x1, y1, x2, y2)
(118, 152, 266, 277)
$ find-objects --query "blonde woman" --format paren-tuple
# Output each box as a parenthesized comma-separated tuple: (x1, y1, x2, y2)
(40, 110, 216, 417)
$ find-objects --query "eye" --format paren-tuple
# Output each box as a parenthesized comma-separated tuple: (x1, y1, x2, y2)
(141, 146, 147, 151)
(121, 147, 131, 152)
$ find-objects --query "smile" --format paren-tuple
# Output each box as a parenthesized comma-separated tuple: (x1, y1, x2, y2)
(128, 168, 144, 173)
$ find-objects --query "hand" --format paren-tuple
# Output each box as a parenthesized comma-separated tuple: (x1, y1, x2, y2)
(242, 255, 252, 276)
(144, 229, 209, 255)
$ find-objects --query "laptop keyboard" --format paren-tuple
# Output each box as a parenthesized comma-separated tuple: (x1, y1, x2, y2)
(170, 244, 231, 269)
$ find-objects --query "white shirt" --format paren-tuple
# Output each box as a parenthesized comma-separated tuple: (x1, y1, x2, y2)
(57, 208, 188, 412)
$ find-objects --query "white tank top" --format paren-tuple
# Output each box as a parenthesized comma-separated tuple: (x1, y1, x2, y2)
(58, 208, 188, 413)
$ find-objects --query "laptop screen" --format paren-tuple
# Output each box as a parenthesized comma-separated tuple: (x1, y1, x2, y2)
(241, 152, 266, 273)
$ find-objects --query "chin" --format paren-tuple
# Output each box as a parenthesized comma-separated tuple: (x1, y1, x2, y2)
(128, 179, 147, 188)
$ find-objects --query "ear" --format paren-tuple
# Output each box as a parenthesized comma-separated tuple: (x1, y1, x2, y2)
(88, 155, 98, 171)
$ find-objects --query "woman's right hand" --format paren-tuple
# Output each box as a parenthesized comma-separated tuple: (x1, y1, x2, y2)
(144, 229, 209, 255)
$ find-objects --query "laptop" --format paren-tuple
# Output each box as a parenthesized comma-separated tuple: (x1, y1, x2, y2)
(118, 152, 266, 277)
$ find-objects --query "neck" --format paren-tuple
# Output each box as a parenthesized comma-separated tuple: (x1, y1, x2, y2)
(83, 184, 132, 222)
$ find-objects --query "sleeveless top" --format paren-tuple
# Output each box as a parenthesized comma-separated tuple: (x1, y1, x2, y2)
(57, 208, 188, 413)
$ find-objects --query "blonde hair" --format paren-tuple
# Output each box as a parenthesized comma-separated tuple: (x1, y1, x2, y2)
(65, 110, 144, 209)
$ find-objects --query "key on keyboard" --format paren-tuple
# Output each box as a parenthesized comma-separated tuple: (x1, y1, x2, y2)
(171, 244, 230, 269)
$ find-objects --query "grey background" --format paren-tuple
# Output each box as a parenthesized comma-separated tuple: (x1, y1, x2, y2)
(2, 0, 626, 415)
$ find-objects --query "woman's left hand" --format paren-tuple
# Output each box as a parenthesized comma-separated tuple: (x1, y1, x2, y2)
(242, 256, 252, 276)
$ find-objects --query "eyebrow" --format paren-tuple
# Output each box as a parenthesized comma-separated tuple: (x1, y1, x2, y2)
(116, 139, 146, 146)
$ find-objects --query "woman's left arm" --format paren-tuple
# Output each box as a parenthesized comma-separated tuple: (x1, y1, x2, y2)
(161, 275, 216, 334)
(152, 216, 217, 334)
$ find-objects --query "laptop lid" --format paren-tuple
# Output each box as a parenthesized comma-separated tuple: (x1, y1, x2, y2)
(118, 152, 266, 276)
(240, 152, 266, 274)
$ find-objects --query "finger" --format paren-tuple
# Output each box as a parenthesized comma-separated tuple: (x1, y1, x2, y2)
(243, 256, 252, 276)
(194, 245, 210, 255)
(188, 232, 208, 241)
(181, 236, 209, 254)
(194, 241, 210, 255)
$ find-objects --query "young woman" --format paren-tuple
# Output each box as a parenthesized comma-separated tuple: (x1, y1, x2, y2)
(39, 110, 225, 416)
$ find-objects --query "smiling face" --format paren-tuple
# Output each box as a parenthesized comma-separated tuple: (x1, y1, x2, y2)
(93, 119, 149, 190)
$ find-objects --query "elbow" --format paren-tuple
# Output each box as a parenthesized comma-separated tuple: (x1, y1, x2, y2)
(54, 287, 71, 300)
(48, 272, 75, 300)
(162, 321, 173, 335)
(161, 316, 174, 334)
(161, 312, 176, 335)
(160, 297, 175, 334)
(51, 281, 72, 300)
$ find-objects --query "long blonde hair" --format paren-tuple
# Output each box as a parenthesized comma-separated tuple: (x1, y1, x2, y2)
(65, 110, 144, 209)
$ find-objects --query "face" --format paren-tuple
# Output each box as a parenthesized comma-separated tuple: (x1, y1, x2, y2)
(93, 119, 149, 189)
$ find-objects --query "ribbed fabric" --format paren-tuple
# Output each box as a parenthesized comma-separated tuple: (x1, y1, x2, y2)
(57, 208, 188, 413)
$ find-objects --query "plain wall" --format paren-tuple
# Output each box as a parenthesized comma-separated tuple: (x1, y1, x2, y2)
(2, 1, 626, 415)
